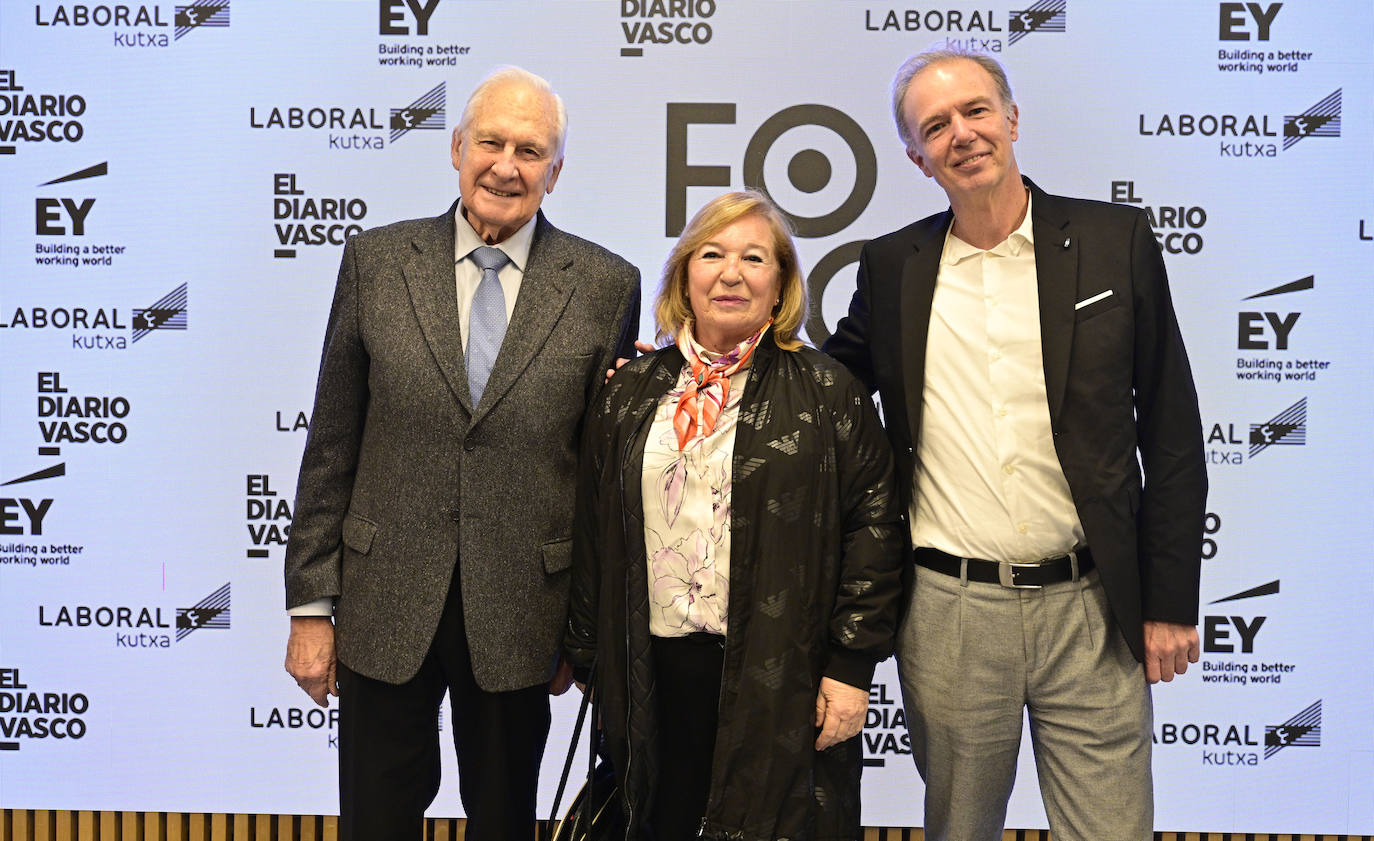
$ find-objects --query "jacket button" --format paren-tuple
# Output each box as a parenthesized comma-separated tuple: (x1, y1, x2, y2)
(463, 437, 476, 452)
(449, 509, 461, 522)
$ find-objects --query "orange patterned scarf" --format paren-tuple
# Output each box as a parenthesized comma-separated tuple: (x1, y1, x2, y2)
(672, 320, 770, 450)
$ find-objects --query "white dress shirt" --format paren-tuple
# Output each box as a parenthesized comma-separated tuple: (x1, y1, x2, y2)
(910, 194, 1086, 563)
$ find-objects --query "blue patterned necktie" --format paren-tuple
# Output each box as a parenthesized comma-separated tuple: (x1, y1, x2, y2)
(466, 245, 510, 406)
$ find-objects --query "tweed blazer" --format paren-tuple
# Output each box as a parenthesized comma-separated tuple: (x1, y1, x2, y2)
(824, 177, 1207, 662)
(285, 203, 640, 691)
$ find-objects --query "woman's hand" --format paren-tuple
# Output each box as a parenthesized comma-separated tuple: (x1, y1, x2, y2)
(813, 677, 869, 751)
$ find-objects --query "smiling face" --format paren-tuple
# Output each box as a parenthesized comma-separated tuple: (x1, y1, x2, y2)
(900, 57, 1021, 204)
(686, 213, 782, 354)
(451, 80, 563, 244)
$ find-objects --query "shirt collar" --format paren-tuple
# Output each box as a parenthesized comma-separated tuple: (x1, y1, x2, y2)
(453, 201, 537, 272)
(942, 191, 1035, 265)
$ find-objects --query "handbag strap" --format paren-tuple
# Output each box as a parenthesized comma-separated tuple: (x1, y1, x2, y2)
(580, 675, 598, 836)
(542, 660, 596, 841)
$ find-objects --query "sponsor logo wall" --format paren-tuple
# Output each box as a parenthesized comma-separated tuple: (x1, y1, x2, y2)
(2, 0, 1370, 834)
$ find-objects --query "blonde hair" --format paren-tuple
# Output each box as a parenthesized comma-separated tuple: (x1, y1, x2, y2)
(653, 190, 807, 351)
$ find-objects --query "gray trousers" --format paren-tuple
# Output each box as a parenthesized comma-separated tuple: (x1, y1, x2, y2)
(897, 565, 1153, 841)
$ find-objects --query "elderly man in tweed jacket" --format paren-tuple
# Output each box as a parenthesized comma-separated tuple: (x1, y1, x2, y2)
(282, 66, 640, 841)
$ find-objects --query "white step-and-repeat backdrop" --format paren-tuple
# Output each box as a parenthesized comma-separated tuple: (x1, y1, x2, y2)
(2, 0, 1371, 834)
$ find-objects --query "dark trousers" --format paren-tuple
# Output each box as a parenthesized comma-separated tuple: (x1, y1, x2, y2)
(337, 573, 551, 841)
(648, 633, 724, 841)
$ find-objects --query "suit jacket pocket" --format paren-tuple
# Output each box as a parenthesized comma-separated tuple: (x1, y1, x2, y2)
(341, 512, 378, 554)
(541, 537, 572, 575)
(536, 353, 595, 377)
(1073, 289, 1122, 323)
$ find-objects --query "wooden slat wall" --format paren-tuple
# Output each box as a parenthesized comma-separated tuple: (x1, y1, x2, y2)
(1, 813, 1371, 841)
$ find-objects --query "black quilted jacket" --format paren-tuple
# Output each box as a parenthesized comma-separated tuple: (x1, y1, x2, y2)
(564, 335, 905, 841)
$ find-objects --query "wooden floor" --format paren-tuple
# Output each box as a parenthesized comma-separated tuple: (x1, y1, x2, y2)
(1, 812, 1370, 841)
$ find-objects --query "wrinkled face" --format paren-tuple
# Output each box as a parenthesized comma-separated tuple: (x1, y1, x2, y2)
(451, 81, 563, 244)
(686, 213, 782, 354)
(901, 58, 1020, 202)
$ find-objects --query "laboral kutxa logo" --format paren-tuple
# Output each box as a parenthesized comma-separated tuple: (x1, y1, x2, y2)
(37, 582, 231, 648)
(1154, 699, 1321, 766)
(859, 1, 1065, 53)
(0, 282, 187, 350)
(1008, 0, 1065, 44)
(1248, 397, 1305, 458)
(32, 1, 229, 47)
(1204, 396, 1306, 466)
(1138, 88, 1341, 157)
(249, 82, 445, 151)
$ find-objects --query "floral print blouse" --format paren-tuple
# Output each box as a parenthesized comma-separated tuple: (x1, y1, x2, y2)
(641, 334, 748, 638)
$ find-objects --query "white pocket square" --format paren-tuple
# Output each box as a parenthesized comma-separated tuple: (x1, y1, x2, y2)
(1075, 290, 1114, 310)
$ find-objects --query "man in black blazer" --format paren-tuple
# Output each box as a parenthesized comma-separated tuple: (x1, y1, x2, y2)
(824, 50, 1206, 840)
(282, 67, 640, 841)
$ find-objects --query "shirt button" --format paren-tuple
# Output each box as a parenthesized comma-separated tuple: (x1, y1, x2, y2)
(997, 407, 1009, 417)
(1018, 523, 1028, 534)
(991, 350, 1003, 361)
(1003, 464, 1015, 475)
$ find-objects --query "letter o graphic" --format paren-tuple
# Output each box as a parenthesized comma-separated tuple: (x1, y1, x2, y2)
(804, 240, 866, 346)
(743, 104, 877, 238)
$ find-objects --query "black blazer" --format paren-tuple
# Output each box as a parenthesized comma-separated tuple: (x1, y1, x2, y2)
(823, 177, 1207, 661)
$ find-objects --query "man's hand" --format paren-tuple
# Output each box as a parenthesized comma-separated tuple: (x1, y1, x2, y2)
(1143, 620, 1200, 684)
(814, 676, 869, 751)
(605, 340, 658, 382)
(549, 658, 574, 696)
(285, 616, 338, 706)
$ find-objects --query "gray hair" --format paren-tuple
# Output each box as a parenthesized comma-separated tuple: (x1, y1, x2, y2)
(457, 66, 568, 160)
(891, 49, 1014, 152)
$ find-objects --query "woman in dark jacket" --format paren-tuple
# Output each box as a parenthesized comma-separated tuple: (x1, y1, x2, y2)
(564, 190, 905, 841)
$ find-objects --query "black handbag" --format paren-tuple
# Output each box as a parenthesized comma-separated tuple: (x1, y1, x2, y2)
(544, 669, 624, 841)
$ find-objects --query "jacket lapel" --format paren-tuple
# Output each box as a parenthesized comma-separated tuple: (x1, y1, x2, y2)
(471, 213, 575, 422)
(402, 202, 473, 413)
(900, 211, 951, 451)
(1027, 179, 1077, 424)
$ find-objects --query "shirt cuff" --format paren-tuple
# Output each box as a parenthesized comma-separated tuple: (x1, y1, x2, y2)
(287, 597, 335, 617)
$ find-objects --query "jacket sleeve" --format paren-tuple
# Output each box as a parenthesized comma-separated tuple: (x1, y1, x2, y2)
(612, 268, 643, 362)
(822, 372, 906, 690)
(586, 262, 642, 410)
(821, 246, 878, 395)
(564, 382, 613, 677)
(1129, 210, 1207, 626)
(283, 236, 370, 609)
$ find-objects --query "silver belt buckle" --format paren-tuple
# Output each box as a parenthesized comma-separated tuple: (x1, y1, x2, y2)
(998, 560, 1042, 589)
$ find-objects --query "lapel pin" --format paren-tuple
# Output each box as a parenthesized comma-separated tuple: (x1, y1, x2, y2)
(1062, 236, 1071, 249)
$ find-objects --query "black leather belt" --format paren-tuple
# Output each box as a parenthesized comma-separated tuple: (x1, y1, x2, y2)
(915, 547, 1094, 589)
